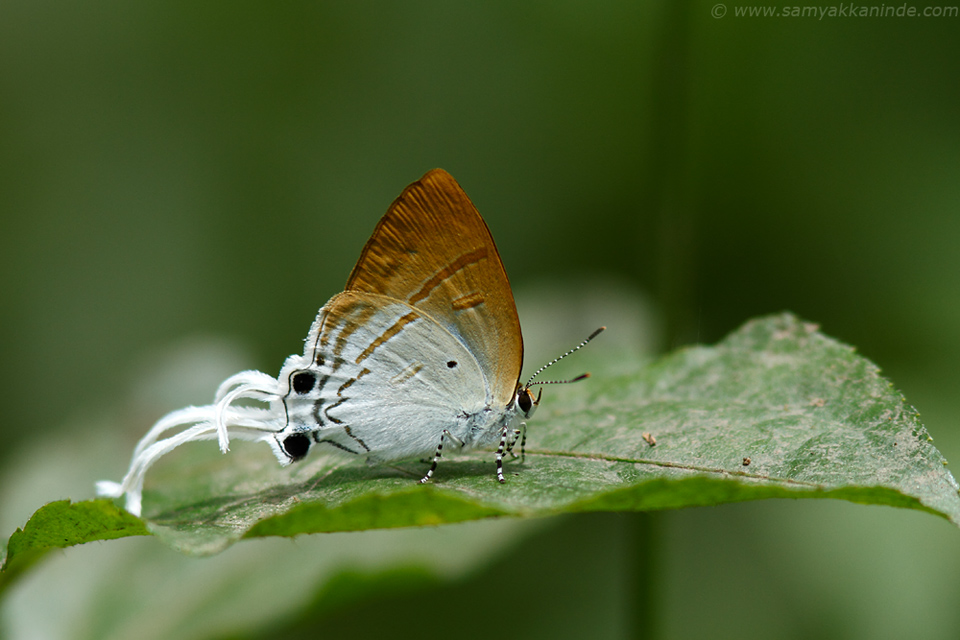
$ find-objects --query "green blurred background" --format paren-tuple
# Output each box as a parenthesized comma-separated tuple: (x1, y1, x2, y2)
(2, 1, 959, 638)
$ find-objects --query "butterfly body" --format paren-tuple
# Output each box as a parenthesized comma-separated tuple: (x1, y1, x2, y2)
(98, 169, 596, 517)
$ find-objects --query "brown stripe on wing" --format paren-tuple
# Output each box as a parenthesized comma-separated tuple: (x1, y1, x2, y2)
(389, 361, 424, 385)
(314, 294, 382, 371)
(355, 310, 420, 364)
(337, 377, 357, 394)
(407, 247, 487, 306)
(315, 294, 377, 355)
(407, 247, 488, 306)
(451, 291, 485, 311)
(330, 302, 378, 364)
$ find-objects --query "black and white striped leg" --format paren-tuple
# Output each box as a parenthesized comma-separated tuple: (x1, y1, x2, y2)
(504, 423, 527, 462)
(496, 427, 510, 483)
(505, 429, 521, 459)
(519, 423, 527, 462)
(419, 430, 461, 484)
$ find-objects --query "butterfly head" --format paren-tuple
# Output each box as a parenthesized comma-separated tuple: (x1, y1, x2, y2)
(514, 384, 541, 419)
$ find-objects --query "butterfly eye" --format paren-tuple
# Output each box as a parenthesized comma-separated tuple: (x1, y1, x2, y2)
(292, 372, 316, 394)
(517, 388, 537, 417)
(282, 433, 311, 460)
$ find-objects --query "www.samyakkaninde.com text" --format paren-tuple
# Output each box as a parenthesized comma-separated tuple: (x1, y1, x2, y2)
(714, 4, 958, 17)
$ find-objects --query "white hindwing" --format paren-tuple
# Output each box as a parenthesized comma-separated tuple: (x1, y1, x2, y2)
(278, 292, 507, 462)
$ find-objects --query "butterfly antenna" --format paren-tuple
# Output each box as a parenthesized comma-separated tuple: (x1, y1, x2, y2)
(525, 326, 605, 388)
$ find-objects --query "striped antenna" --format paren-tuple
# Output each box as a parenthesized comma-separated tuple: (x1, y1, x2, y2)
(525, 326, 605, 388)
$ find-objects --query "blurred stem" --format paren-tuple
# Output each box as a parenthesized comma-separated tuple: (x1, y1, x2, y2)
(625, 4, 691, 635)
(625, 511, 661, 640)
(648, 1, 698, 349)
(629, 4, 693, 634)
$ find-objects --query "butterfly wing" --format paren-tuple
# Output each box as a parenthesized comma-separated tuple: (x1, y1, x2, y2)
(334, 168, 522, 407)
(302, 291, 491, 460)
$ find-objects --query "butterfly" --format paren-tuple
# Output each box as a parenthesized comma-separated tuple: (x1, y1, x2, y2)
(98, 169, 603, 517)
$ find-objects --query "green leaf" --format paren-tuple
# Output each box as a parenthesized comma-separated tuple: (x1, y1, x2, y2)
(0, 500, 149, 595)
(4, 312, 959, 571)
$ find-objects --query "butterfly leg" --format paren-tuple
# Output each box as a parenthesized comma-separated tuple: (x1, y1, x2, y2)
(495, 427, 513, 483)
(504, 423, 527, 462)
(419, 430, 462, 484)
(505, 430, 521, 459)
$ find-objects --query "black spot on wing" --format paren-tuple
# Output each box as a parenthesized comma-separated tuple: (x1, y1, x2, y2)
(292, 372, 316, 394)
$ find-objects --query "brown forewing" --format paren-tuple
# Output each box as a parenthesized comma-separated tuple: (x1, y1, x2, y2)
(343, 169, 523, 407)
